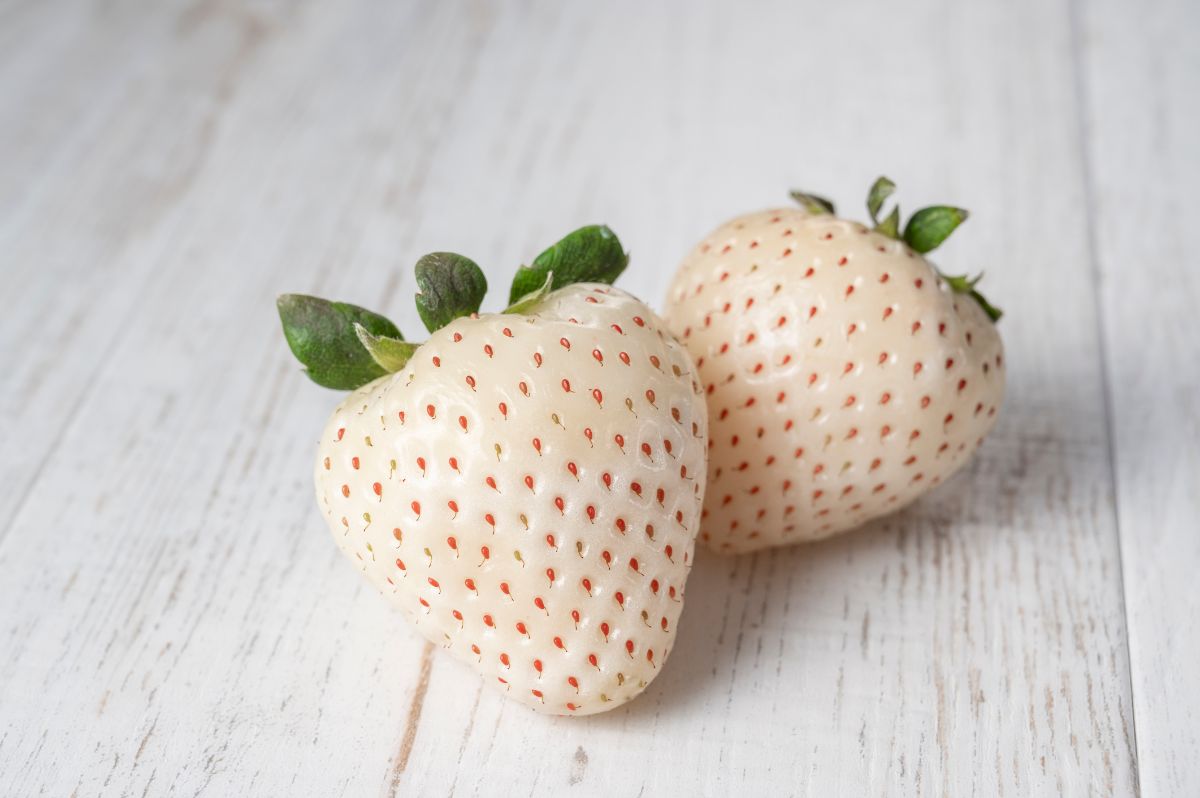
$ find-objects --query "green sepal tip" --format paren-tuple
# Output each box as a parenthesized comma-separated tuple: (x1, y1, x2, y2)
(414, 252, 487, 334)
(354, 323, 419, 372)
(789, 190, 836, 215)
(903, 206, 970, 254)
(941, 272, 1003, 322)
(276, 294, 404, 390)
(866, 176, 896, 225)
(507, 225, 628, 305)
(875, 205, 901, 238)
(968, 290, 1003, 322)
(504, 271, 555, 315)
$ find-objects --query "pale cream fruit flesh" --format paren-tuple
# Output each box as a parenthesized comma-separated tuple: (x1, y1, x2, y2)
(664, 209, 1004, 553)
(315, 284, 708, 714)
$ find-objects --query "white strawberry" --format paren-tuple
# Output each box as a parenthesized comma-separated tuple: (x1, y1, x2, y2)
(663, 179, 1005, 553)
(278, 227, 707, 715)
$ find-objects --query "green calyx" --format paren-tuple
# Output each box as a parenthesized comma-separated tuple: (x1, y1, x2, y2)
(789, 176, 1001, 322)
(903, 206, 970, 254)
(414, 252, 487, 333)
(865, 176, 895, 226)
(275, 295, 406, 390)
(277, 225, 629, 391)
(504, 272, 555, 315)
(354, 324, 419, 372)
(860, 175, 971, 253)
(788, 190, 836, 216)
(507, 225, 628, 305)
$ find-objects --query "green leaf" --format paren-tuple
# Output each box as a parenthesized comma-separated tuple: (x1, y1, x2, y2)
(507, 225, 628, 304)
(969, 290, 1003, 322)
(941, 272, 983, 293)
(277, 294, 403, 390)
(789, 190, 836, 215)
(504, 271, 555, 315)
(903, 206, 970, 253)
(354, 323, 419, 371)
(414, 252, 487, 333)
(875, 205, 901, 238)
(941, 272, 1002, 323)
(866, 176, 896, 224)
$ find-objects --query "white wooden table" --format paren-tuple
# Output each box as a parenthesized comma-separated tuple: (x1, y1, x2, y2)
(2, 1, 1196, 795)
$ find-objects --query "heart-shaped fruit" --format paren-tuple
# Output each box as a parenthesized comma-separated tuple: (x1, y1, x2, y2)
(279, 228, 708, 714)
(663, 180, 1005, 552)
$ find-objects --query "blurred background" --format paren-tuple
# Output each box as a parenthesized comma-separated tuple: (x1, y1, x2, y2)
(1, 1, 1196, 796)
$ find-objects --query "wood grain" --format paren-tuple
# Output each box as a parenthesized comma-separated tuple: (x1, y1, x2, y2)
(0, 0, 1188, 794)
(1077, 0, 1200, 794)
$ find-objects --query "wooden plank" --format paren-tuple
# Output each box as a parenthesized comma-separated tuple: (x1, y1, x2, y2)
(0, 0, 1141, 795)
(0, 0, 261, 527)
(400, 1, 1138, 793)
(1077, 0, 1200, 794)
(0, 2, 507, 794)
(350, 3, 1142, 792)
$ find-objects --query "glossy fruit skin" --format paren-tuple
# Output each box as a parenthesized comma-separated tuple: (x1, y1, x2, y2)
(315, 284, 708, 714)
(664, 208, 1004, 553)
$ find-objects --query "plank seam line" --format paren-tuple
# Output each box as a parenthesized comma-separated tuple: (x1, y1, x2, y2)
(1066, 0, 1142, 790)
